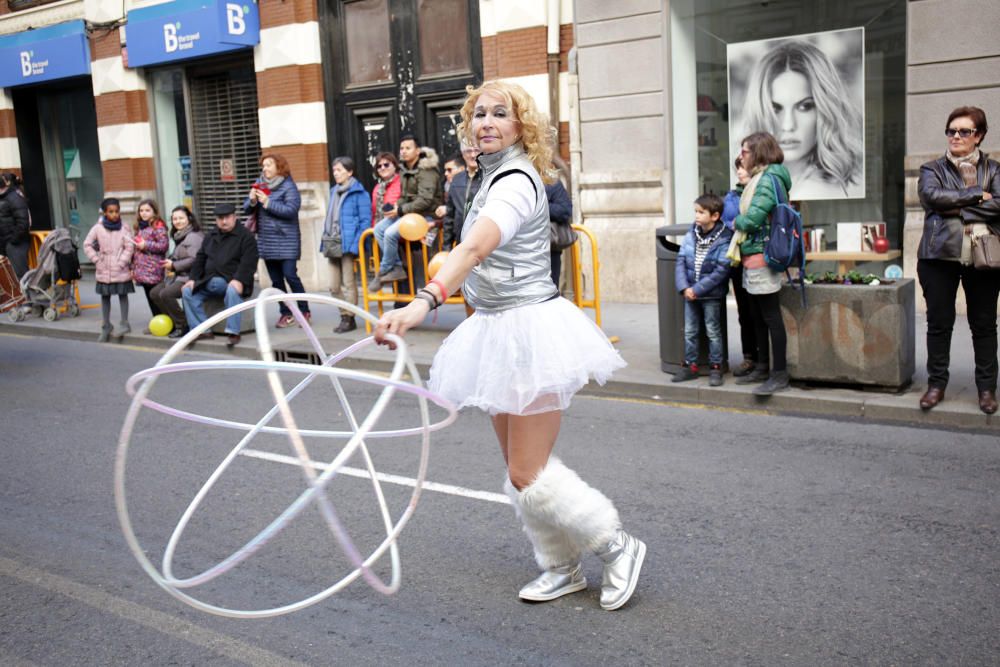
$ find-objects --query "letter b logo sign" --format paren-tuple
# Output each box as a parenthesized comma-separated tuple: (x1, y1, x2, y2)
(226, 3, 245, 35)
(19, 51, 30, 76)
(163, 23, 178, 52)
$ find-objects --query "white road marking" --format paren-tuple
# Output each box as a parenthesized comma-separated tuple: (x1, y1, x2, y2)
(0, 556, 308, 667)
(240, 448, 511, 505)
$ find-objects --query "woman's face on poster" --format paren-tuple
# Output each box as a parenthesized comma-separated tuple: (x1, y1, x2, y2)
(770, 70, 818, 165)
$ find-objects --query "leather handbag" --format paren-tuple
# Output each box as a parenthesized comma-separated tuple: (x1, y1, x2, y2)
(971, 228, 1000, 270)
(550, 221, 578, 251)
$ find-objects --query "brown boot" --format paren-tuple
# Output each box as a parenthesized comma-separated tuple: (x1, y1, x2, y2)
(333, 315, 357, 334)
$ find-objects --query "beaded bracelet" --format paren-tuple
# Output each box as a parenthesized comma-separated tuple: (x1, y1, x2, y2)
(418, 286, 442, 308)
(414, 291, 437, 310)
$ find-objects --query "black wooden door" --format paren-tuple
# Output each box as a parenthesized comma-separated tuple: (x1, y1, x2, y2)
(320, 0, 482, 190)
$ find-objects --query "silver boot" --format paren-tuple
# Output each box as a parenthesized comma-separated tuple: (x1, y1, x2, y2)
(518, 563, 587, 602)
(595, 530, 646, 611)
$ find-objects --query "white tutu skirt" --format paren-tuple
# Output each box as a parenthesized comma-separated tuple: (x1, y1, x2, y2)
(428, 297, 626, 416)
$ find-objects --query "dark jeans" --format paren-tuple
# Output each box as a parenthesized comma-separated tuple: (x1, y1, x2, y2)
(551, 250, 561, 288)
(750, 291, 786, 372)
(917, 258, 1000, 391)
(730, 265, 756, 362)
(264, 258, 310, 316)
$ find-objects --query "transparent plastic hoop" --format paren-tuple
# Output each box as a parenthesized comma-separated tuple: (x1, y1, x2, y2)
(114, 289, 457, 618)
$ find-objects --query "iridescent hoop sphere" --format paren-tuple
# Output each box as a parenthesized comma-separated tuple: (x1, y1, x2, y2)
(114, 289, 457, 618)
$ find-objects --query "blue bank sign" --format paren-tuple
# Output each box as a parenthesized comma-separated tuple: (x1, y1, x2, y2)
(126, 0, 259, 68)
(0, 20, 91, 88)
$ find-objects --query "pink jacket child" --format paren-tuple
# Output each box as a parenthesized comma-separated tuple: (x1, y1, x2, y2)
(84, 218, 135, 284)
(84, 198, 136, 341)
(130, 218, 169, 285)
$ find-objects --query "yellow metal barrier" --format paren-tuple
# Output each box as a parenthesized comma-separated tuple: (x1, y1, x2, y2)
(567, 224, 604, 329)
(26, 229, 94, 311)
(357, 223, 607, 337)
(26, 230, 49, 269)
(358, 227, 464, 333)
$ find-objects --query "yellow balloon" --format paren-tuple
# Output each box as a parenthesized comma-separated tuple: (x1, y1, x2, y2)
(398, 213, 429, 241)
(428, 251, 449, 279)
(149, 314, 174, 337)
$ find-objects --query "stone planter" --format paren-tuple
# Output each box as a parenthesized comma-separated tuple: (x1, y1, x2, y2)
(779, 279, 915, 390)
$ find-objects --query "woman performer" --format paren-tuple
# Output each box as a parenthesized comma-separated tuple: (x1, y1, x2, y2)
(374, 80, 645, 611)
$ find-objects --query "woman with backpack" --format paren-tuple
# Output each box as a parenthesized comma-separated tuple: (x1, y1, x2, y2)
(732, 131, 793, 396)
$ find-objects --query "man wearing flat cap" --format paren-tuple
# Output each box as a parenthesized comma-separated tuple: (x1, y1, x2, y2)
(182, 203, 259, 347)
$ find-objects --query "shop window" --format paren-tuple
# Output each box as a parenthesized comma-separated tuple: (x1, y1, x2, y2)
(344, 0, 393, 84)
(417, 0, 470, 76)
(151, 69, 192, 213)
(670, 0, 906, 249)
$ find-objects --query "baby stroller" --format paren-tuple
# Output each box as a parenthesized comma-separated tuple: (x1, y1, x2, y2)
(8, 228, 82, 322)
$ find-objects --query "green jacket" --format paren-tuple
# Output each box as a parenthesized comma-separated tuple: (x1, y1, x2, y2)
(398, 147, 443, 216)
(734, 163, 792, 256)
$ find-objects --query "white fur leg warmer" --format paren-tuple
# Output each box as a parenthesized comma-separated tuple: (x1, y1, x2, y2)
(516, 457, 622, 556)
(505, 477, 581, 570)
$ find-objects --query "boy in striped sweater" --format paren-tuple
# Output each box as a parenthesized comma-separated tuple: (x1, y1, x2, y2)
(673, 194, 733, 386)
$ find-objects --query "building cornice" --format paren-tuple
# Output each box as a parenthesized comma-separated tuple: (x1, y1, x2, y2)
(0, 0, 85, 35)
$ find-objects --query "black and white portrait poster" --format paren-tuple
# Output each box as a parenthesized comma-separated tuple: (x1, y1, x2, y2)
(728, 27, 865, 200)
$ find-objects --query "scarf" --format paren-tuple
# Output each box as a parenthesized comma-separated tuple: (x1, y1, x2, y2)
(324, 178, 355, 238)
(138, 219, 150, 230)
(260, 173, 285, 190)
(171, 225, 191, 244)
(101, 217, 122, 231)
(726, 167, 766, 265)
(375, 174, 396, 215)
(947, 148, 981, 187)
(946, 149, 989, 265)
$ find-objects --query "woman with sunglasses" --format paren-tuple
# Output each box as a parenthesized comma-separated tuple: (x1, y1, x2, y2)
(916, 106, 1000, 415)
(370, 152, 402, 224)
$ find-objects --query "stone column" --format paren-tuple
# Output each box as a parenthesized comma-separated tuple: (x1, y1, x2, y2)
(904, 0, 1000, 314)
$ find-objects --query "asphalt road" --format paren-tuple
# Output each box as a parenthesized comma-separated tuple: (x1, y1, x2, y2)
(1, 332, 998, 666)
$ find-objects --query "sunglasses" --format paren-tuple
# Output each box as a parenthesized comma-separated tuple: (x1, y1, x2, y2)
(945, 128, 977, 138)
(376, 162, 393, 169)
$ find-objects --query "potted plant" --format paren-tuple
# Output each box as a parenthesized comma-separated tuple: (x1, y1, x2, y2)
(778, 273, 915, 390)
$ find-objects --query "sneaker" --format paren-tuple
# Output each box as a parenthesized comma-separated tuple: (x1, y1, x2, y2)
(709, 364, 724, 387)
(275, 314, 295, 328)
(226, 333, 241, 348)
(367, 275, 383, 293)
(752, 371, 790, 396)
(732, 359, 756, 377)
(735, 365, 769, 385)
(380, 265, 408, 283)
(671, 364, 699, 382)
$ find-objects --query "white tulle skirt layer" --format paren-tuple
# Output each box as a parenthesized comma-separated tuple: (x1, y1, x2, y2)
(428, 297, 626, 416)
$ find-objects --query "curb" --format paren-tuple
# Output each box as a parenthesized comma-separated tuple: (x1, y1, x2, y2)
(3, 320, 996, 435)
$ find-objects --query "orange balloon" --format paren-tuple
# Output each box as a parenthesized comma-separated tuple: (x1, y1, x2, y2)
(398, 213, 429, 241)
(428, 251, 449, 279)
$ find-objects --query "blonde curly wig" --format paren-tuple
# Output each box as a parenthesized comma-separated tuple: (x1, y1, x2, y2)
(457, 80, 557, 184)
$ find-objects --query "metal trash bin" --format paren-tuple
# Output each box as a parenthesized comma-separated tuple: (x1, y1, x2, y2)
(656, 225, 729, 375)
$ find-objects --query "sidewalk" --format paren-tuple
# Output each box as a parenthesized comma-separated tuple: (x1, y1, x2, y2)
(2, 273, 995, 433)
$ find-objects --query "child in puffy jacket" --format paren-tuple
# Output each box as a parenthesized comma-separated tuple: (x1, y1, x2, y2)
(83, 198, 135, 342)
(130, 198, 168, 328)
(673, 194, 733, 386)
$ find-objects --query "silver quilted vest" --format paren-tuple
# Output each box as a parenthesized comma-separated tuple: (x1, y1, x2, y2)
(460, 143, 558, 311)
